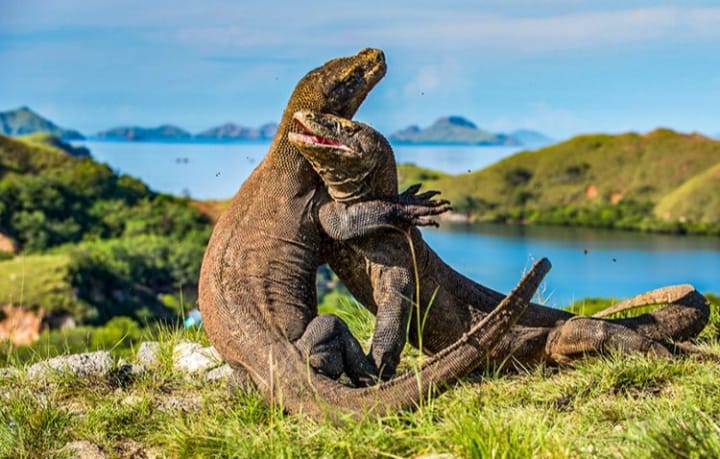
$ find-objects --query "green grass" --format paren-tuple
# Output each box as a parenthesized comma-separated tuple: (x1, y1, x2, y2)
(0, 254, 80, 315)
(410, 129, 720, 234)
(2, 295, 720, 458)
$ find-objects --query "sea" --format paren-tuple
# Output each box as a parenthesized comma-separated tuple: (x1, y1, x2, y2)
(82, 139, 720, 306)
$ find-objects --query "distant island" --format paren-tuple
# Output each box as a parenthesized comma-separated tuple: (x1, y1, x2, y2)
(96, 125, 192, 141)
(390, 116, 551, 146)
(2, 106, 556, 146)
(96, 122, 278, 141)
(195, 122, 278, 140)
(0, 107, 84, 140)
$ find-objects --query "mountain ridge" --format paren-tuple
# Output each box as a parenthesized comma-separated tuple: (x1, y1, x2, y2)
(0, 107, 84, 140)
(390, 115, 550, 146)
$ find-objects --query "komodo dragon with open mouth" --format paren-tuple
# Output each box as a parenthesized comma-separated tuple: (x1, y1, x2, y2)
(198, 48, 551, 420)
(290, 110, 711, 374)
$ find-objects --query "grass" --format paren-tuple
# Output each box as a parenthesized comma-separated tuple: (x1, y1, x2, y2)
(411, 129, 720, 234)
(0, 254, 79, 315)
(2, 296, 720, 458)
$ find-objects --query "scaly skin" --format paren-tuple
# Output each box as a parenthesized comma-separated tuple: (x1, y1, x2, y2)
(296, 112, 710, 372)
(198, 49, 547, 420)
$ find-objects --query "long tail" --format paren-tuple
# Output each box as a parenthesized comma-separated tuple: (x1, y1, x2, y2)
(214, 258, 550, 420)
(591, 284, 710, 341)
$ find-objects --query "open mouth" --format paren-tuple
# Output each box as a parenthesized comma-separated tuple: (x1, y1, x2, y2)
(289, 118, 345, 148)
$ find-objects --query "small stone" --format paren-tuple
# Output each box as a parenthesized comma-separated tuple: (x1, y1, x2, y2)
(121, 394, 144, 407)
(173, 342, 222, 374)
(136, 341, 161, 368)
(0, 366, 19, 379)
(59, 440, 106, 459)
(204, 364, 233, 382)
(28, 351, 113, 380)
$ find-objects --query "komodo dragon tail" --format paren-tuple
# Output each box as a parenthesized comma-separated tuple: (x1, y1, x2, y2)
(591, 284, 710, 342)
(215, 258, 551, 420)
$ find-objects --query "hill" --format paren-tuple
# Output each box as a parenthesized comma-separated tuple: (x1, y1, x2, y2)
(418, 128, 720, 234)
(95, 125, 192, 141)
(0, 106, 84, 140)
(510, 129, 554, 146)
(19, 132, 90, 158)
(0, 134, 212, 324)
(390, 116, 519, 145)
(195, 122, 277, 140)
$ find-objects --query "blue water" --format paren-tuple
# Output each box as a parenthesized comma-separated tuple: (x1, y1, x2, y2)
(424, 223, 719, 306)
(82, 140, 524, 200)
(80, 140, 719, 304)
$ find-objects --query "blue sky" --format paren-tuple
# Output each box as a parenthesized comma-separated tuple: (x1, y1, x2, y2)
(1, 0, 719, 139)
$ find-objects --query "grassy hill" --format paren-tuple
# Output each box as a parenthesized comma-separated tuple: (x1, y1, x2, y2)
(0, 134, 212, 325)
(417, 129, 720, 234)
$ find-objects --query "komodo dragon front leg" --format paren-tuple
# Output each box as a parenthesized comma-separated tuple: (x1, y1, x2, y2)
(293, 111, 708, 375)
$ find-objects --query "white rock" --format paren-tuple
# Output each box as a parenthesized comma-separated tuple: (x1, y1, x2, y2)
(28, 351, 113, 380)
(136, 341, 161, 368)
(204, 363, 234, 382)
(173, 342, 222, 374)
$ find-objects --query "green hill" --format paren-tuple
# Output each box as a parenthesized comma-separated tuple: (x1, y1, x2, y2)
(419, 129, 720, 234)
(0, 134, 212, 324)
(0, 106, 84, 140)
(654, 163, 720, 224)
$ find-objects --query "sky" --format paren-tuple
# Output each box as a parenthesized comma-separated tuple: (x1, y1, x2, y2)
(1, 0, 719, 140)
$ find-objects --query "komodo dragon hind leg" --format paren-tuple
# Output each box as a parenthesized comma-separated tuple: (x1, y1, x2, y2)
(294, 314, 379, 387)
(545, 316, 672, 365)
(591, 284, 710, 342)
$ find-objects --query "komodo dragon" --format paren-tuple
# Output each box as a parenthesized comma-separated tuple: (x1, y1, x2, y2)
(198, 48, 550, 419)
(290, 110, 710, 374)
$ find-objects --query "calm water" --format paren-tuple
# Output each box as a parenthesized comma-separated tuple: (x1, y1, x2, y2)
(83, 140, 524, 200)
(424, 223, 719, 306)
(81, 140, 719, 303)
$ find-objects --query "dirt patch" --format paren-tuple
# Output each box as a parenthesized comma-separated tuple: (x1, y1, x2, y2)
(0, 304, 43, 345)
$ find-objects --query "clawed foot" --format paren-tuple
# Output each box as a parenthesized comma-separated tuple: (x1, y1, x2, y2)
(398, 183, 452, 227)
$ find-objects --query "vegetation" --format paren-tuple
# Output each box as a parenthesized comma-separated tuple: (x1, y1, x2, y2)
(2, 293, 720, 458)
(0, 134, 212, 326)
(414, 129, 720, 235)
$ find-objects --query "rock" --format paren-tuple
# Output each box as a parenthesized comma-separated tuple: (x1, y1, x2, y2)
(59, 440, 106, 459)
(0, 366, 20, 379)
(204, 363, 233, 382)
(136, 341, 161, 368)
(27, 351, 113, 380)
(173, 342, 222, 374)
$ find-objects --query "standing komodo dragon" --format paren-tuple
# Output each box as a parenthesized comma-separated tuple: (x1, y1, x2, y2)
(289, 110, 710, 375)
(198, 48, 551, 420)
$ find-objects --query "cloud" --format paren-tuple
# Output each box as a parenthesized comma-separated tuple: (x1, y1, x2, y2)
(362, 6, 720, 53)
(403, 58, 465, 97)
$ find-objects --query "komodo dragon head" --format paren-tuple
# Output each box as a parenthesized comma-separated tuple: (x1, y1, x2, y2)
(288, 110, 397, 202)
(284, 48, 386, 127)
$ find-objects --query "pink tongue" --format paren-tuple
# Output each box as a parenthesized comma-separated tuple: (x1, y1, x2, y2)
(311, 135, 343, 147)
